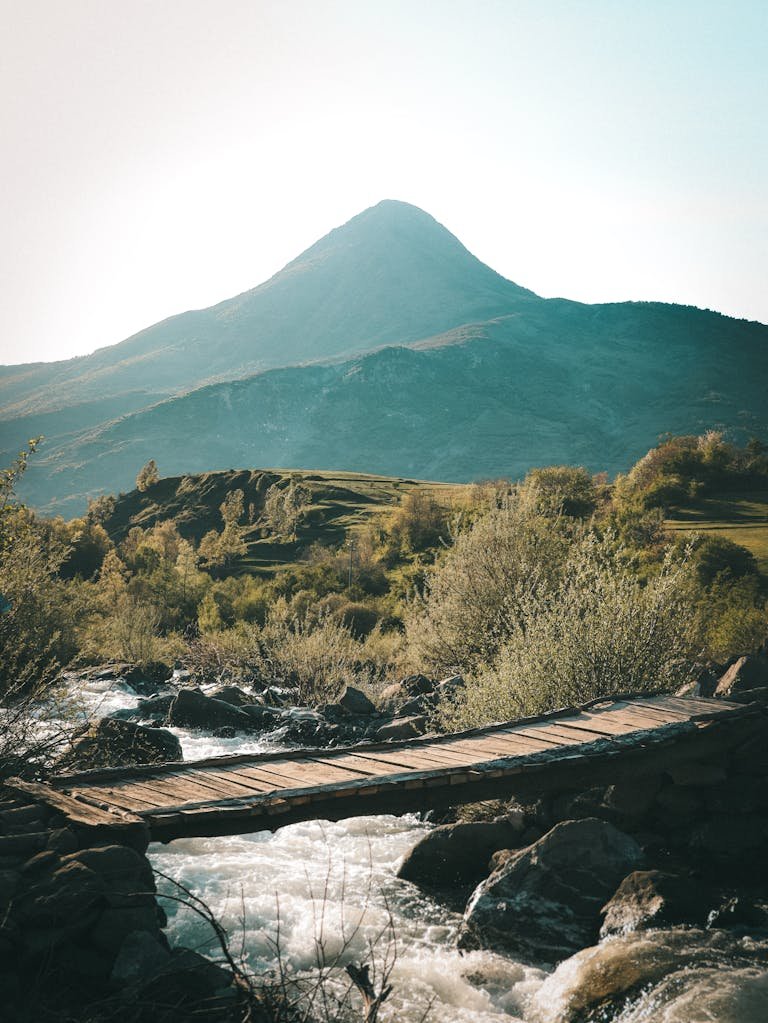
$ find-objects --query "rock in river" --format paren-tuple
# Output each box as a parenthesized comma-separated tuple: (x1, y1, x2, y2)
(458, 818, 643, 965)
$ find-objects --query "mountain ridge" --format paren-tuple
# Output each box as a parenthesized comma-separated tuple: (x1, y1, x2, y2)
(1, 199, 765, 513)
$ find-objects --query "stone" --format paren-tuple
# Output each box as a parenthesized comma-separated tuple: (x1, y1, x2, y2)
(398, 820, 526, 888)
(691, 813, 767, 861)
(19, 860, 105, 923)
(603, 775, 662, 818)
(209, 684, 251, 707)
(667, 762, 727, 786)
(90, 905, 162, 951)
(401, 674, 435, 696)
(529, 928, 768, 1023)
(716, 654, 768, 697)
(676, 666, 718, 698)
(437, 673, 465, 693)
(138, 948, 233, 1006)
(64, 844, 154, 890)
(21, 849, 59, 874)
(376, 716, 427, 741)
(168, 688, 253, 730)
(46, 827, 79, 855)
(69, 716, 182, 768)
(378, 682, 406, 709)
(241, 703, 282, 729)
(458, 818, 643, 964)
(600, 871, 711, 936)
(121, 661, 174, 694)
(338, 685, 376, 716)
(111, 930, 171, 985)
(0, 869, 20, 902)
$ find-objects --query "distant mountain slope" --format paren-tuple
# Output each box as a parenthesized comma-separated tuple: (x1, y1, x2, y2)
(19, 298, 767, 514)
(0, 200, 534, 421)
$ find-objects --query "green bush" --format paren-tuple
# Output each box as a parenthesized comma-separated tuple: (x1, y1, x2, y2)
(444, 534, 698, 728)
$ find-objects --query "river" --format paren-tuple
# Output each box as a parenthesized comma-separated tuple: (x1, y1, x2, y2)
(67, 675, 768, 1023)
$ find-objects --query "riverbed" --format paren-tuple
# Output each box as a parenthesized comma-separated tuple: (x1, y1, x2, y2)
(67, 675, 768, 1022)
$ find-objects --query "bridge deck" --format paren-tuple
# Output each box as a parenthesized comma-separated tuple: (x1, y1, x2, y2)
(11, 695, 753, 842)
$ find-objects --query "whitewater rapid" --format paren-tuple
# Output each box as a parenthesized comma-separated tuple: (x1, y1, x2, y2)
(66, 675, 768, 1022)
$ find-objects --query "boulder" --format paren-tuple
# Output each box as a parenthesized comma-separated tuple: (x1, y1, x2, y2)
(111, 693, 175, 723)
(600, 870, 711, 936)
(398, 819, 526, 888)
(436, 674, 466, 696)
(458, 818, 643, 964)
(111, 930, 171, 985)
(121, 661, 174, 695)
(401, 674, 435, 696)
(68, 717, 182, 768)
(338, 685, 376, 716)
(378, 682, 406, 709)
(168, 688, 253, 730)
(241, 703, 282, 730)
(137, 947, 234, 1007)
(208, 684, 251, 707)
(676, 666, 718, 698)
(716, 654, 768, 697)
(376, 716, 427, 741)
(529, 928, 768, 1023)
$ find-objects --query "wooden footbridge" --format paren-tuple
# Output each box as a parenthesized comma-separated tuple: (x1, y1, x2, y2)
(11, 694, 760, 844)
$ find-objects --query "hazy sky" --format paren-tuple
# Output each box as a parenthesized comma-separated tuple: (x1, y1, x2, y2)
(1, 0, 766, 365)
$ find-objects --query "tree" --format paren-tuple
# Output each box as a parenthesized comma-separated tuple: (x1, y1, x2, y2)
(263, 479, 312, 539)
(136, 459, 159, 492)
(0, 440, 77, 693)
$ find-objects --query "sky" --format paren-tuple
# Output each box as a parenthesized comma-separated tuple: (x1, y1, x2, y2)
(1, 0, 766, 365)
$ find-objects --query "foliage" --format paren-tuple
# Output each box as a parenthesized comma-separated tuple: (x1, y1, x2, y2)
(136, 459, 160, 492)
(522, 465, 598, 518)
(0, 441, 81, 693)
(406, 491, 571, 675)
(263, 478, 313, 539)
(187, 606, 391, 703)
(445, 534, 699, 727)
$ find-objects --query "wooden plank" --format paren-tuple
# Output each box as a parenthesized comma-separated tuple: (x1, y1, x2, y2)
(563, 712, 643, 736)
(632, 697, 717, 719)
(552, 719, 636, 740)
(186, 767, 281, 796)
(7, 780, 143, 827)
(231, 759, 367, 789)
(530, 722, 621, 743)
(71, 785, 164, 813)
(101, 772, 240, 807)
(444, 733, 555, 757)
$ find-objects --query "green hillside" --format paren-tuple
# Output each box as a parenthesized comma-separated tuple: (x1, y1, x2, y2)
(666, 491, 768, 575)
(105, 468, 464, 578)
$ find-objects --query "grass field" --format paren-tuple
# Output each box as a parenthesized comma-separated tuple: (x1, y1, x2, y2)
(666, 490, 768, 575)
(109, 467, 468, 578)
(239, 470, 467, 576)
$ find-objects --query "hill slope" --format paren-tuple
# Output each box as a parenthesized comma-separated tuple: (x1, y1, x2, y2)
(0, 200, 533, 421)
(19, 299, 767, 514)
(1, 199, 766, 513)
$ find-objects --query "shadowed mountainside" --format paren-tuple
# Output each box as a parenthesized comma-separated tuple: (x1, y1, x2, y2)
(1, 199, 766, 513)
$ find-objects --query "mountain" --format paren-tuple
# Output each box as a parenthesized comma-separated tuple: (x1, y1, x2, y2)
(0, 201, 533, 420)
(1, 200, 766, 514)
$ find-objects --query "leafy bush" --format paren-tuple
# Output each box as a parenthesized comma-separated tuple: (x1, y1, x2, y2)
(405, 493, 571, 675)
(186, 606, 391, 703)
(444, 534, 698, 727)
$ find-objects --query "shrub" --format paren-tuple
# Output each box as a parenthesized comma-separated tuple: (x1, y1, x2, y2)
(405, 493, 571, 675)
(444, 534, 698, 728)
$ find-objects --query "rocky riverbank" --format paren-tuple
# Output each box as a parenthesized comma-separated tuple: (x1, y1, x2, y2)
(395, 653, 768, 1020)
(4, 652, 768, 1021)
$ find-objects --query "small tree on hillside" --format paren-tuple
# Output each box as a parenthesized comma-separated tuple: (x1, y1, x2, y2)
(136, 459, 159, 492)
